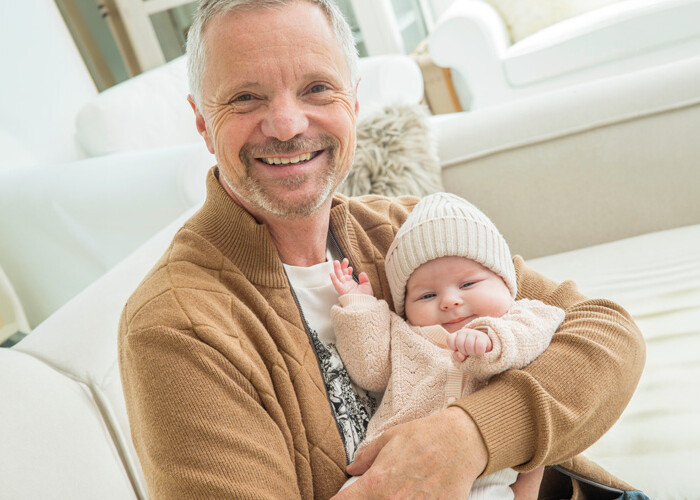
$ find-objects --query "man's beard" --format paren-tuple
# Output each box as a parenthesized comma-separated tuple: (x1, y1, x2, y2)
(223, 134, 349, 219)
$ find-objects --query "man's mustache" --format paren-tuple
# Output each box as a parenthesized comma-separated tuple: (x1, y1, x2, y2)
(241, 135, 338, 160)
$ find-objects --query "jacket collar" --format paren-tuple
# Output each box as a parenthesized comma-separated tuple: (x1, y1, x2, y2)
(185, 167, 355, 288)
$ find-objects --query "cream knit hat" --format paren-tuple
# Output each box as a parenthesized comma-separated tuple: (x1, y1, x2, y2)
(385, 192, 517, 317)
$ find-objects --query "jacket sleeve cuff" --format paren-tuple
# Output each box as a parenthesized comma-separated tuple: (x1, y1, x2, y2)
(449, 375, 538, 475)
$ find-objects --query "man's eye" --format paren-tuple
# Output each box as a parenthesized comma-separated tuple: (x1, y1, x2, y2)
(233, 94, 254, 103)
(309, 84, 328, 93)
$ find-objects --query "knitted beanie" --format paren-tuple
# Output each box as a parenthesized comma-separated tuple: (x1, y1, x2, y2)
(385, 192, 516, 317)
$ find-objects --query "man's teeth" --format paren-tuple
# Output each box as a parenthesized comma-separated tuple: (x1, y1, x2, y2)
(261, 152, 313, 165)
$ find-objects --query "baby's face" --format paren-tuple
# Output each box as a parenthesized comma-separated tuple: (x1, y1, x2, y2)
(405, 256, 513, 333)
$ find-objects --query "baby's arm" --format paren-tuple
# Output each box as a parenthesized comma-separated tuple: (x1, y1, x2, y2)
(329, 258, 374, 297)
(330, 259, 392, 392)
(453, 299, 566, 380)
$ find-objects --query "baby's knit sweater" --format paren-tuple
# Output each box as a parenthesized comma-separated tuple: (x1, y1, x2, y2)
(331, 295, 565, 455)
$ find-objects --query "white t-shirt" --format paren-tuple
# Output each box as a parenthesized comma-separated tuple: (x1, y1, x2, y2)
(283, 250, 377, 462)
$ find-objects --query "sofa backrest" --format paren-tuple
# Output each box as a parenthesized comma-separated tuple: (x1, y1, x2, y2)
(434, 55, 700, 258)
(0, 144, 214, 328)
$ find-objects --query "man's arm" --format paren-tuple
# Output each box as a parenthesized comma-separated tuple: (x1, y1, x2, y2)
(120, 326, 303, 499)
(333, 257, 644, 498)
(455, 256, 645, 474)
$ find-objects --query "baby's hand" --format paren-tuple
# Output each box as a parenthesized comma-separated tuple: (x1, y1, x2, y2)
(330, 259, 374, 297)
(446, 328, 493, 362)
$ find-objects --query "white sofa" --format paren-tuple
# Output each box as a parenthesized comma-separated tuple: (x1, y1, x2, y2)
(429, 0, 700, 109)
(2, 49, 700, 499)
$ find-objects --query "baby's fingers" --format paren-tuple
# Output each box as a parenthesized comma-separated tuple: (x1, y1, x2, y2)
(333, 259, 349, 280)
(446, 332, 457, 351)
(473, 334, 492, 356)
(329, 271, 344, 294)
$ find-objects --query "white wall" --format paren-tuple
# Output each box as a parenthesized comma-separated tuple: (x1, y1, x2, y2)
(0, 0, 97, 168)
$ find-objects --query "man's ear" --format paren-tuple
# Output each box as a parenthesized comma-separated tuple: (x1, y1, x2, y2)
(354, 78, 361, 117)
(188, 95, 215, 154)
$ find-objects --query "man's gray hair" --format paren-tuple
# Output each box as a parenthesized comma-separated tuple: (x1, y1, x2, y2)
(186, 0, 359, 109)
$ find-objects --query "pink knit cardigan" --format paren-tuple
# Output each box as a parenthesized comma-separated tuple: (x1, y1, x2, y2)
(331, 295, 565, 455)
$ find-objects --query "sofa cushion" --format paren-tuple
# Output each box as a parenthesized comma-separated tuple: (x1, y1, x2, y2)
(0, 348, 138, 499)
(527, 224, 700, 499)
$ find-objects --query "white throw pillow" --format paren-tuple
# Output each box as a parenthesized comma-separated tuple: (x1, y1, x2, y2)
(75, 56, 200, 156)
(484, 0, 623, 41)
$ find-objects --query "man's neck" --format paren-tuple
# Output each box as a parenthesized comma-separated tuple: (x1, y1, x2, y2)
(265, 205, 331, 267)
(220, 181, 331, 267)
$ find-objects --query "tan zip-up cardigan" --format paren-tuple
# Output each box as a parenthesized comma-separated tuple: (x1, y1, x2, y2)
(119, 168, 645, 499)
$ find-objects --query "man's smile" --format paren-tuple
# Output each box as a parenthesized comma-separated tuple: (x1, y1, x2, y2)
(258, 150, 322, 165)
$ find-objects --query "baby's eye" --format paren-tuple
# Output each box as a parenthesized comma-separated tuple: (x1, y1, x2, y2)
(460, 281, 475, 289)
(420, 293, 436, 300)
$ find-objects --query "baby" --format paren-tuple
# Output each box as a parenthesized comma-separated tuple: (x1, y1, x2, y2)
(330, 192, 565, 499)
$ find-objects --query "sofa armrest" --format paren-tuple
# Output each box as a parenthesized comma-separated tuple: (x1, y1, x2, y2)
(429, 0, 511, 109)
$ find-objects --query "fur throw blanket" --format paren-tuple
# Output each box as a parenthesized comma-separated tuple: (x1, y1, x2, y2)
(339, 104, 443, 198)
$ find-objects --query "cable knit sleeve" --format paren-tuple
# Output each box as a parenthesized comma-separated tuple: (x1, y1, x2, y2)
(460, 299, 565, 382)
(331, 294, 392, 392)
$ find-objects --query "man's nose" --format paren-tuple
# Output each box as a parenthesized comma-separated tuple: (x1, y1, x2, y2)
(261, 95, 309, 142)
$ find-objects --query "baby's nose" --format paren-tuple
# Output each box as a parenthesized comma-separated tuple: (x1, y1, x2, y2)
(441, 296, 463, 310)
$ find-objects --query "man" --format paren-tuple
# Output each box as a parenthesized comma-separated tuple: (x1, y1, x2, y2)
(119, 1, 646, 498)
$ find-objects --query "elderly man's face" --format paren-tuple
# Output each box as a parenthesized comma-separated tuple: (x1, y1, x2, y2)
(193, 2, 358, 218)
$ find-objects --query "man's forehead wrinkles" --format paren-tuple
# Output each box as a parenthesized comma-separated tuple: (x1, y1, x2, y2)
(234, 37, 335, 62)
(226, 50, 344, 85)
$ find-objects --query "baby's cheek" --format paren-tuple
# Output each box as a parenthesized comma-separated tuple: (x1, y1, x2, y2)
(487, 296, 514, 318)
(405, 303, 425, 327)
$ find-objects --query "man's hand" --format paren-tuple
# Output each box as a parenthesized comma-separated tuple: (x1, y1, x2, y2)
(331, 407, 488, 499)
(330, 258, 374, 296)
(446, 328, 493, 362)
